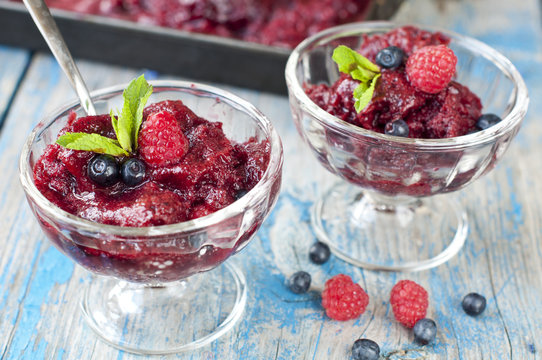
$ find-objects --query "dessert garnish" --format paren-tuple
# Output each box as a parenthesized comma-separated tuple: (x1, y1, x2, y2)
(137, 110, 189, 167)
(405, 44, 457, 94)
(87, 154, 120, 186)
(332, 42, 458, 113)
(56, 75, 153, 156)
(332, 45, 381, 112)
(307, 26, 484, 139)
(384, 119, 409, 137)
(33, 78, 270, 226)
(375, 46, 405, 69)
(120, 158, 146, 186)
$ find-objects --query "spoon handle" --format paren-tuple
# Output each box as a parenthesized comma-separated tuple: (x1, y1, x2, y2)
(22, 0, 97, 115)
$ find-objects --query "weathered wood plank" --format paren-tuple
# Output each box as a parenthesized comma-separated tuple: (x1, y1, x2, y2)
(0, 0, 541, 359)
(0, 45, 30, 129)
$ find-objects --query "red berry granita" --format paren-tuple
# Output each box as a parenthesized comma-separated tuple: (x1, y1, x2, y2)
(12, 0, 373, 48)
(34, 100, 269, 226)
(285, 22, 526, 271)
(305, 26, 487, 139)
(25, 78, 281, 283)
(297, 26, 504, 197)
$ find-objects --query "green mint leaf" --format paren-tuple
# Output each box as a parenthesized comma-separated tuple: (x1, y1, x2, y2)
(116, 75, 153, 152)
(56, 132, 128, 156)
(332, 45, 382, 113)
(354, 73, 380, 113)
(110, 109, 119, 136)
(56, 74, 154, 156)
(332, 45, 380, 82)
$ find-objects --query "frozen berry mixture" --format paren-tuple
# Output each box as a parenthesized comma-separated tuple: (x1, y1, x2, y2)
(34, 100, 269, 226)
(305, 26, 483, 139)
(303, 26, 496, 196)
(14, 0, 371, 48)
(32, 99, 271, 282)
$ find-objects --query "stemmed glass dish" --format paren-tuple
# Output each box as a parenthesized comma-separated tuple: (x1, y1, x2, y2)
(19, 81, 283, 354)
(285, 22, 528, 272)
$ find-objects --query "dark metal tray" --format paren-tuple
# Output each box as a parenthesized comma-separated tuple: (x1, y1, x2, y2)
(0, 1, 402, 94)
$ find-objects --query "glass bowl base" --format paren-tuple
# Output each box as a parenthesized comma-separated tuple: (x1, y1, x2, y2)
(81, 262, 246, 355)
(312, 182, 468, 272)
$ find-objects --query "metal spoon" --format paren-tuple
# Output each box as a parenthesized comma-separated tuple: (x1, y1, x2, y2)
(22, 0, 97, 115)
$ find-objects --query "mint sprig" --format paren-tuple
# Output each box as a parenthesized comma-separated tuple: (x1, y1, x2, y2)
(56, 75, 153, 156)
(56, 133, 128, 156)
(332, 45, 381, 112)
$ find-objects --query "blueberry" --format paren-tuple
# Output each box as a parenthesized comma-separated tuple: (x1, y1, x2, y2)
(375, 46, 405, 69)
(413, 318, 437, 345)
(87, 154, 119, 186)
(121, 158, 146, 186)
(476, 113, 501, 130)
(462, 292, 487, 316)
(287, 271, 311, 294)
(352, 339, 380, 360)
(235, 189, 249, 200)
(385, 119, 409, 137)
(309, 242, 331, 264)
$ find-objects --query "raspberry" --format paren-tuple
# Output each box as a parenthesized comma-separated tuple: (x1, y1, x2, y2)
(138, 111, 189, 167)
(390, 280, 429, 328)
(321, 274, 369, 321)
(406, 45, 457, 94)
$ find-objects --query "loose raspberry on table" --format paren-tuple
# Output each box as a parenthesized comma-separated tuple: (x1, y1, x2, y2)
(321, 274, 369, 321)
(390, 280, 429, 328)
(406, 45, 457, 94)
(138, 111, 189, 167)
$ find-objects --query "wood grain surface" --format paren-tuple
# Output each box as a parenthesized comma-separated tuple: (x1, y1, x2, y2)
(1, 0, 541, 359)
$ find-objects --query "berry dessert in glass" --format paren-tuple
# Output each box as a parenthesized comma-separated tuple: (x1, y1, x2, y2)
(19, 76, 283, 354)
(285, 22, 528, 271)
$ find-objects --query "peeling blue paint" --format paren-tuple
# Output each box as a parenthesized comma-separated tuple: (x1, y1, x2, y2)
(5, 246, 73, 360)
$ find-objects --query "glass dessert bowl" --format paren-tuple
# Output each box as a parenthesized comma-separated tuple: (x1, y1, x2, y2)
(19, 81, 283, 354)
(285, 22, 528, 272)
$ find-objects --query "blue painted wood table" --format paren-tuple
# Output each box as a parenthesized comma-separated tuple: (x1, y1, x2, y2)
(1, 0, 541, 358)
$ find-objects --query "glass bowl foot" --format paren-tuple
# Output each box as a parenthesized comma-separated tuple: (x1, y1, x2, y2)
(81, 262, 246, 355)
(312, 182, 468, 272)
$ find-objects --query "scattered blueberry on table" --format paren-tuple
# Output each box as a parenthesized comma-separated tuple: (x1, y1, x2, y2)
(413, 318, 438, 345)
(462, 293, 487, 316)
(351, 339, 380, 360)
(309, 241, 331, 264)
(287, 271, 312, 294)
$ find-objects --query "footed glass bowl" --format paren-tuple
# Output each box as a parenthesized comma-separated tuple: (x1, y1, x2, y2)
(19, 81, 283, 354)
(285, 22, 528, 272)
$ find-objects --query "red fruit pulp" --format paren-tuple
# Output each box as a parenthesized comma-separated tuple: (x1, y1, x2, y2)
(305, 26, 482, 139)
(34, 100, 269, 227)
(31, 100, 273, 283)
(15, 0, 372, 48)
(303, 26, 486, 197)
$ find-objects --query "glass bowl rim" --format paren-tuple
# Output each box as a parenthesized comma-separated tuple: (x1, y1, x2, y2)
(19, 80, 284, 238)
(285, 21, 529, 150)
